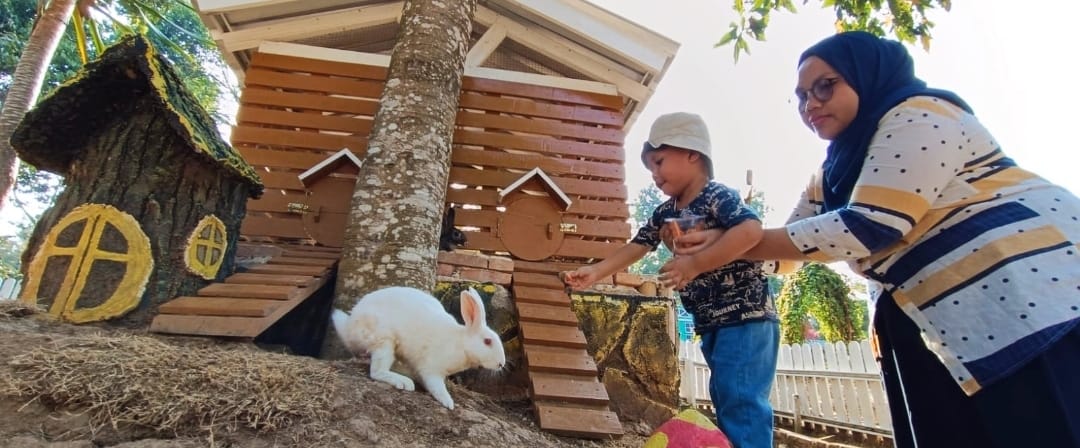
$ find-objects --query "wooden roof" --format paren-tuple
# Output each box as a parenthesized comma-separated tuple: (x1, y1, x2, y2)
(192, 0, 678, 127)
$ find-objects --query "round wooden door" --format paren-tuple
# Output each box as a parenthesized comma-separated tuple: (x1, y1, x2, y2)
(498, 196, 564, 261)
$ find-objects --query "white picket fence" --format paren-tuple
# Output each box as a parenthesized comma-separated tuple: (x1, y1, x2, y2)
(679, 339, 892, 438)
(0, 277, 22, 300)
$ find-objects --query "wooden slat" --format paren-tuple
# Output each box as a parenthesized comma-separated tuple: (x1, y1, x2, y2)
(554, 238, 622, 261)
(239, 263, 328, 277)
(251, 52, 388, 81)
(197, 283, 303, 300)
(149, 314, 269, 338)
(240, 215, 308, 240)
(513, 260, 585, 275)
(457, 111, 623, 144)
(225, 273, 317, 287)
(449, 167, 626, 200)
(457, 92, 621, 127)
(446, 189, 629, 220)
(246, 192, 308, 214)
(280, 250, 340, 259)
(517, 302, 579, 326)
(533, 402, 624, 439)
(458, 230, 620, 261)
(529, 372, 609, 405)
(278, 244, 342, 254)
(520, 322, 587, 349)
(524, 345, 598, 375)
(451, 147, 623, 180)
(239, 147, 336, 171)
(157, 296, 280, 317)
(244, 68, 385, 98)
(513, 286, 571, 306)
(513, 272, 565, 290)
(267, 256, 338, 267)
(238, 107, 374, 134)
(462, 76, 623, 110)
(454, 129, 623, 162)
(241, 88, 380, 116)
(232, 126, 368, 153)
(255, 171, 306, 191)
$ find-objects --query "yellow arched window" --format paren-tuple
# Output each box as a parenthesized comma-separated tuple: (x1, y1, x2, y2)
(20, 204, 153, 323)
(185, 215, 227, 280)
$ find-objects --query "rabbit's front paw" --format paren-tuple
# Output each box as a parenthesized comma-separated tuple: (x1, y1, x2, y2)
(394, 376, 416, 391)
(434, 393, 454, 410)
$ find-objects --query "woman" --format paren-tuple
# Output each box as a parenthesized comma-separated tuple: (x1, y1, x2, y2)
(676, 31, 1080, 447)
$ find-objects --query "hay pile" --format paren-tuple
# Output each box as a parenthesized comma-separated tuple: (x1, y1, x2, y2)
(0, 332, 337, 438)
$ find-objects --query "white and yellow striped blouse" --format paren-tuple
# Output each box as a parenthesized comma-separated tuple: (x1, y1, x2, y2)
(769, 96, 1080, 395)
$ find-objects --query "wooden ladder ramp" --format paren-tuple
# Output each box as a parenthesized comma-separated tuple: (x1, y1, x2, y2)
(149, 245, 340, 338)
(512, 262, 623, 440)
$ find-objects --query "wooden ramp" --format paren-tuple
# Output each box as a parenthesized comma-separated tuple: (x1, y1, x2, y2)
(149, 245, 340, 338)
(512, 262, 623, 439)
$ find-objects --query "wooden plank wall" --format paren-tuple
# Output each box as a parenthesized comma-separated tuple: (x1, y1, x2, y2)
(234, 51, 631, 262)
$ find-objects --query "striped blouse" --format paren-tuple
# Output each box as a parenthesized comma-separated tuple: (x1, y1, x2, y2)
(767, 96, 1080, 395)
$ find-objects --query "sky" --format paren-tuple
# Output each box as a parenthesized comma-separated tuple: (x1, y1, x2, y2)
(588, 0, 1079, 228)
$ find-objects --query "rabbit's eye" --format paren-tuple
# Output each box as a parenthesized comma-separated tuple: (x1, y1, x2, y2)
(483, 338, 493, 346)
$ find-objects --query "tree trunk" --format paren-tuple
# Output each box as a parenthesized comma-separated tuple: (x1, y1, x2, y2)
(0, 0, 77, 210)
(325, 0, 476, 358)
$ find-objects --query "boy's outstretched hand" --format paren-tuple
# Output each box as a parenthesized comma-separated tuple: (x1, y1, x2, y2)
(561, 265, 602, 291)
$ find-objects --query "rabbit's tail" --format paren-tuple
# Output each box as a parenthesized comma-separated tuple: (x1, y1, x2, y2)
(331, 309, 350, 339)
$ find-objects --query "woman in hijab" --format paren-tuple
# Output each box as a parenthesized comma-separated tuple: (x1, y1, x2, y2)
(675, 31, 1080, 447)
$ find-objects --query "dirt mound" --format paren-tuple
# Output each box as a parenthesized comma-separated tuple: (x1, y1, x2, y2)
(0, 305, 647, 447)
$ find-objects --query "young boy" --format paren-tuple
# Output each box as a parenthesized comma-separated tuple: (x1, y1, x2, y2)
(562, 112, 780, 448)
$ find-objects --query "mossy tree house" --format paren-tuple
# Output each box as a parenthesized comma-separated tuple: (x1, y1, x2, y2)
(10, 36, 263, 327)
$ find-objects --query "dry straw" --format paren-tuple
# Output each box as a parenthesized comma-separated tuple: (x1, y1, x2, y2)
(0, 331, 337, 437)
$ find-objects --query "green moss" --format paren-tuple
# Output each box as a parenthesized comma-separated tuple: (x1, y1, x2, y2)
(10, 35, 262, 196)
(570, 294, 629, 366)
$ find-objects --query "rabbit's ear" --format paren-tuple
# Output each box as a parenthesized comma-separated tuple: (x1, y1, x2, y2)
(444, 206, 455, 226)
(459, 289, 486, 331)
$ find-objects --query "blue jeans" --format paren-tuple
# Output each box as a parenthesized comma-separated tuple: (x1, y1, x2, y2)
(699, 320, 780, 448)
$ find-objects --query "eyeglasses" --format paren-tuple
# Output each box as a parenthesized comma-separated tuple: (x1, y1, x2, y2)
(795, 77, 841, 111)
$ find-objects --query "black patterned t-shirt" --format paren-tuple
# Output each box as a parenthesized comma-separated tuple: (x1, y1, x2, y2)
(630, 182, 777, 333)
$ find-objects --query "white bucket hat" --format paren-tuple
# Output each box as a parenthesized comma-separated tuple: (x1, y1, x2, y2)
(641, 112, 713, 179)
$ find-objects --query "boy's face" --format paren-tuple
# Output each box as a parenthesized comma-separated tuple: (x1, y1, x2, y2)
(644, 147, 702, 198)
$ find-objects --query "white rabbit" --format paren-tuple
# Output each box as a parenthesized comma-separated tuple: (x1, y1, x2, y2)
(331, 286, 506, 410)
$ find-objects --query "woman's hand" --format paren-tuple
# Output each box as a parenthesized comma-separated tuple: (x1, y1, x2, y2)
(659, 255, 703, 291)
(672, 228, 726, 256)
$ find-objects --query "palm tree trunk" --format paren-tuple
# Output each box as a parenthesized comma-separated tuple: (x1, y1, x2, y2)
(325, 0, 476, 358)
(0, 0, 78, 210)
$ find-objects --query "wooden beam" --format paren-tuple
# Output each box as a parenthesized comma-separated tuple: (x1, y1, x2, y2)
(196, 0, 302, 14)
(213, 3, 403, 52)
(474, 6, 651, 102)
(256, 41, 618, 96)
(499, 0, 678, 73)
(465, 21, 507, 68)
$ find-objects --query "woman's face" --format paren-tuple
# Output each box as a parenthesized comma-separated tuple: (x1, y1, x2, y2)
(796, 56, 859, 141)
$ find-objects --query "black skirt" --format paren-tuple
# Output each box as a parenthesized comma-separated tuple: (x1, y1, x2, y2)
(874, 293, 1080, 448)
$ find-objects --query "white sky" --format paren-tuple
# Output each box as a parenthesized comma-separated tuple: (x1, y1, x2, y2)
(590, 0, 1079, 227)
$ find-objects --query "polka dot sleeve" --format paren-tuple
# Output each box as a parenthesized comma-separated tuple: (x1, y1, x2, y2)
(784, 97, 972, 262)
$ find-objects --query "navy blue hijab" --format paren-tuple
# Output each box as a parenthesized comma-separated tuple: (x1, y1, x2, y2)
(799, 31, 973, 211)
